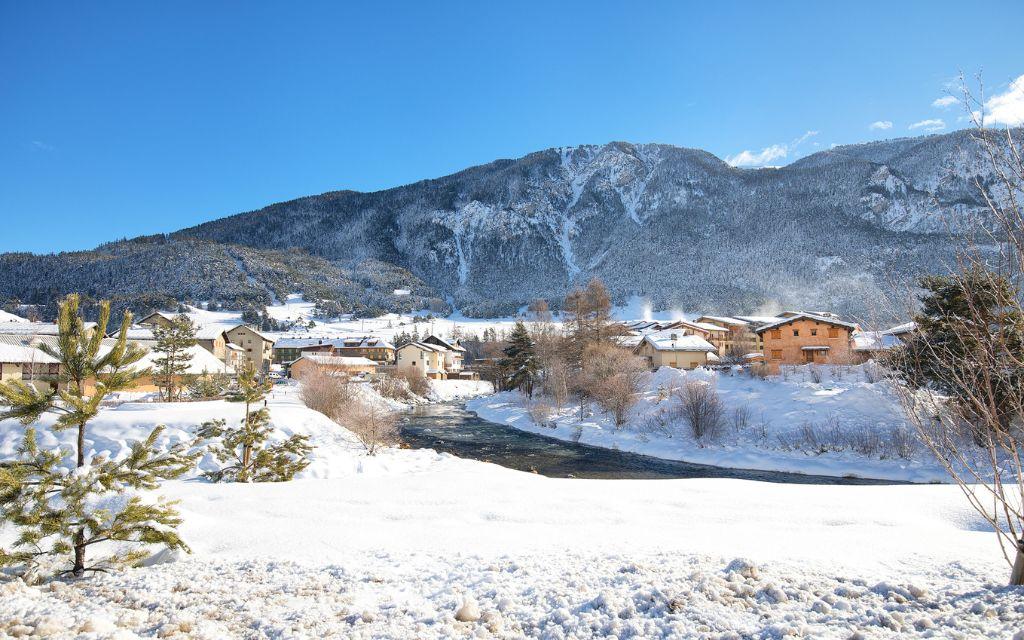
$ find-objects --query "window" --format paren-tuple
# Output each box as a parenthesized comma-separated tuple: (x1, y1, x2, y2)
(828, 328, 840, 338)
(770, 330, 782, 339)
(810, 328, 818, 336)
(793, 329, 799, 337)
(771, 349, 783, 360)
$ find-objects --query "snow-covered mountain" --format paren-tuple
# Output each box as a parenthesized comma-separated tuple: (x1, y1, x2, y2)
(0, 129, 1011, 319)
(173, 129, 1009, 317)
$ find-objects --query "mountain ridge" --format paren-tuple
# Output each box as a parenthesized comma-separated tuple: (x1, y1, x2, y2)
(0, 129, 1011, 320)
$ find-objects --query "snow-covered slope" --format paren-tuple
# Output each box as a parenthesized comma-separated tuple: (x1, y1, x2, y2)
(176, 129, 1015, 318)
(1, 381, 1019, 638)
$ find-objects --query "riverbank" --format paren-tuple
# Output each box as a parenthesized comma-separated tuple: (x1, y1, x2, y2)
(466, 365, 949, 483)
(2, 382, 1017, 637)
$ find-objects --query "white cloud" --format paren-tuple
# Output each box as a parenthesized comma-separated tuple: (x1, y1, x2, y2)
(29, 140, 54, 151)
(932, 96, 958, 108)
(908, 118, 946, 132)
(726, 144, 788, 167)
(869, 120, 893, 130)
(726, 130, 819, 167)
(984, 74, 1024, 126)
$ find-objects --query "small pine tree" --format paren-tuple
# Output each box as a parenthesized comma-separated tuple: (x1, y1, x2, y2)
(151, 314, 197, 402)
(499, 321, 538, 396)
(0, 294, 197, 578)
(194, 361, 313, 482)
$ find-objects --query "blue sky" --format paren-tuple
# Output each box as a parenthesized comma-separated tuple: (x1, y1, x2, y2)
(2, 1, 1022, 253)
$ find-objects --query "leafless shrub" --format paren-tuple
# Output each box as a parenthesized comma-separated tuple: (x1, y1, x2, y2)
(808, 365, 823, 384)
(776, 417, 919, 460)
(299, 366, 355, 420)
(579, 343, 647, 428)
(373, 375, 415, 402)
(394, 371, 430, 398)
(862, 362, 882, 384)
(730, 404, 752, 433)
(527, 399, 554, 426)
(342, 399, 401, 455)
(747, 363, 768, 379)
(675, 381, 724, 441)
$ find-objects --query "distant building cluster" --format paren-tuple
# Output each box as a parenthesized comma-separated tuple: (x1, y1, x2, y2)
(615, 311, 913, 373)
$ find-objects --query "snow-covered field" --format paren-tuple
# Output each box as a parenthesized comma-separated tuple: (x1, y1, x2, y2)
(2, 378, 1022, 637)
(467, 364, 950, 483)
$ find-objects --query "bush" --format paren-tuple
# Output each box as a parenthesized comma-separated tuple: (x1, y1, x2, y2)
(373, 375, 415, 402)
(394, 371, 430, 398)
(299, 367, 355, 420)
(676, 381, 724, 441)
(340, 399, 401, 455)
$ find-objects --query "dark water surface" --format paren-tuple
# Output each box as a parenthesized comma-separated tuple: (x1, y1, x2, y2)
(399, 404, 906, 485)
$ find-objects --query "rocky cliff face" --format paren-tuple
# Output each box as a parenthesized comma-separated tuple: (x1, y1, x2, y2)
(175, 129, 1007, 318)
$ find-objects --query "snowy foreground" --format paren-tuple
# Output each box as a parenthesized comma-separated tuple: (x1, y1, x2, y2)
(468, 364, 948, 483)
(2, 383, 1023, 638)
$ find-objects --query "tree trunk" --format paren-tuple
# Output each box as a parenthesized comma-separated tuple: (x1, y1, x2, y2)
(1011, 538, 1024, 586)
(72, 531, 86, 577)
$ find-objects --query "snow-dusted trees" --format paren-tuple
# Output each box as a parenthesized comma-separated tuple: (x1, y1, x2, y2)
(887, 83, 1024, 585)
(195, 361, 313, 482)
(0, 294, 196, 578)
(152, 314, 197, 402)
(499, 321, 538, 396)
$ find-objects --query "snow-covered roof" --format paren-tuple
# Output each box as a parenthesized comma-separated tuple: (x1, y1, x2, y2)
(337, 335, 397, 351)
(883, 322, 916, 336)
(295, 354, 378, 367)
(130, 344, 233, 375)
(0, 340, 60, 364)
(196, 326, 231, 340)
(636, 331, 717, 353)
(614, 334, 644, 348)
(228, 325, 274, 343)
(800, 345, 831, 351)
(688, 321, 729, 333)
(754, 313, 858, 334)
(423, 335, 465, 352)
(733, 315, 784, 326)
(0, 321, 97, 336)
(695, 315, 748, 327)
(0, 310, 28, 323)
(274, 335, 396, 351)
(852, 330, 905, 351)
(398, 341, 448, 353)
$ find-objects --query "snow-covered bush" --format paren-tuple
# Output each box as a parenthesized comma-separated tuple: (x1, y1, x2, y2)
(676, 381, 725, 441)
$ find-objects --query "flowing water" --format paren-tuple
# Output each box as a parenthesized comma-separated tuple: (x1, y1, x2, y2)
(399, 404, 905, 484)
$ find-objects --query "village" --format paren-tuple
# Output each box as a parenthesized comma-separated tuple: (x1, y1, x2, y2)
(0, 302, 914, 395)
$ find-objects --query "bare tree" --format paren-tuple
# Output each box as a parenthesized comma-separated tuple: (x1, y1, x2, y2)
(578, 342, 647, 428)
(676, 381, 724, 441)
(299, 366, 355, 420)
(343, 399, 401, 455)
(887, 75, 1024, 585)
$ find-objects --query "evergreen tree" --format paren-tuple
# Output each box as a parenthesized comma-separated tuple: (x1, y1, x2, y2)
(194, 361, 313, 482)
(151, 314, 197, 402)
(0, 294, 196, 578)
(887, 269, 1024, 436)
(499, 321, 538, 396)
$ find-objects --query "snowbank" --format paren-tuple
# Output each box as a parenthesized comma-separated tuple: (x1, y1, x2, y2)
(427, 379, 493, 402)
(2, 366, 1020, 638)
(3, 551, 1019, 639)
(467, 364, 948, 482)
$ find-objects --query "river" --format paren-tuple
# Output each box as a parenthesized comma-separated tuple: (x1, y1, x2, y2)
(399, 403, 904, 484)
